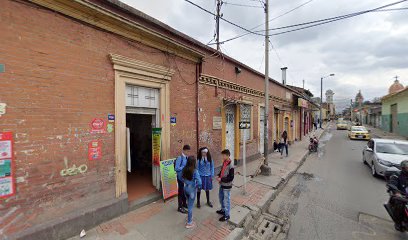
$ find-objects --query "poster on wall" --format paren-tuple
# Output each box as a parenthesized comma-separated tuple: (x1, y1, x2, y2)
(90, 118, 106, 133)
(88, 140, 102, 160)
(0, 132, 15, 198)
(159, 158, 178, 200)
(152, 128, 162, 166)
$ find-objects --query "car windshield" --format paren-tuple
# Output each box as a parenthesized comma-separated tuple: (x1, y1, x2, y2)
(376, 143, 408, 155)
(351, 126, 366, 131)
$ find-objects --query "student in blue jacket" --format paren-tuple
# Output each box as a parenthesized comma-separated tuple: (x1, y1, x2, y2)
(196, 147, 214, 208)
(182, 156, 202, 229)
(175, 145, 191, 214)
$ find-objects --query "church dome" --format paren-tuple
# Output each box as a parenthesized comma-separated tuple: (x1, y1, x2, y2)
(389, 79, 404, 94)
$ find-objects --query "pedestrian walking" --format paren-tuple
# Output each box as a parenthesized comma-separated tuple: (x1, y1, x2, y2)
(216, 149, 234, 222)
(196, 147, 214, 208)
(182, 156, 202, 229)
(175, 144, 191, 214)
(281, 130, 288, 157)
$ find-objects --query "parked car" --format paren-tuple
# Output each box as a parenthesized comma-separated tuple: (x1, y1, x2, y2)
(348, 126, 370, 140)
(362, 138, 408, 177)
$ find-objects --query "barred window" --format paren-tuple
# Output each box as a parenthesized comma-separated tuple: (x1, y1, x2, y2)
(240, 104, 252, 141)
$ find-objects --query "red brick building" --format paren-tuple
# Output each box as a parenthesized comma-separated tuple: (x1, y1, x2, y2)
(0, 0, 314, 239)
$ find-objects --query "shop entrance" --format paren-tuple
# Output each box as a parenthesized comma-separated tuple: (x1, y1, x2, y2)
(126, 113, 157, 202)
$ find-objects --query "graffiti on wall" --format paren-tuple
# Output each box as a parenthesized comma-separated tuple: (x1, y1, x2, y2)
(60, 157, 87, 177)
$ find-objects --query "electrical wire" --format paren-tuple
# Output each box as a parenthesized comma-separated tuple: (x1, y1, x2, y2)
(216, 0, 407, 44)
(183, 0, 265, 36)
(223, 1, 264, 8)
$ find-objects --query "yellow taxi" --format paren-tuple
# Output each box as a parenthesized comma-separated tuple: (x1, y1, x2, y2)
(348, 126, 370, 140)
(336, 121, 348, 130)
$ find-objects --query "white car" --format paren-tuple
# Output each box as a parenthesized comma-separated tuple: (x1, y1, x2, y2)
(362, 138, 408, 177)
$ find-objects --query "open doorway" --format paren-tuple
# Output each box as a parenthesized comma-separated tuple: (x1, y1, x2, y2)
(126, 113, 157, 202)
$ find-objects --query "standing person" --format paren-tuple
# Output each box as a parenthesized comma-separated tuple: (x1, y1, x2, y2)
(216, 149, 234, 222)
(196, 147, 214, 208)
(281, 130, 288, 157)
(175, 145, 191, 214)
(182, 156, 202, 229)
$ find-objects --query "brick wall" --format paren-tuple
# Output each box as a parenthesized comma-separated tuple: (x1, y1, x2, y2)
(0, 0, 196, 237)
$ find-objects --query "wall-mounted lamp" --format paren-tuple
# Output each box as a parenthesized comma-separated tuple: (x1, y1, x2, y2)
(235, 66, 242, 74)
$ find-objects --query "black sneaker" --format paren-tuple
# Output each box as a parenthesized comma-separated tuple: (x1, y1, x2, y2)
(216, 209, 225, 215)
(178, 208, 187, 214)
(219, 215, 230, 222)
(197, 202, 201, 208)
(207, 202, 213, 208)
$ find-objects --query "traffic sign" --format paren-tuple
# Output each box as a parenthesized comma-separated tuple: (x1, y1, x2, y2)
(239, 121, 251, 129)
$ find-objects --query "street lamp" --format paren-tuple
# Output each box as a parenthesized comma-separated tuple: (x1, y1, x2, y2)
(320, 73, 335, 128)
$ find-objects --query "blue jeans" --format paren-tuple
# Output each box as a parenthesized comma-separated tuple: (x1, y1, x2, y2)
(184, 184, 196, 224)
(219, 187, 231, 217)
(280, 143, 288, 156)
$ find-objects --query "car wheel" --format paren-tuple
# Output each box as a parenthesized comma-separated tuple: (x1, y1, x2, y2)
(371, 163, 378, 177)
(363, 155, 367, 165)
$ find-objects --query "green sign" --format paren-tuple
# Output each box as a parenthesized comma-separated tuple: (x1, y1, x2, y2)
(0, 159, 11, 177)
(0, 64, 4, 73)
(159, 158, 178, 200)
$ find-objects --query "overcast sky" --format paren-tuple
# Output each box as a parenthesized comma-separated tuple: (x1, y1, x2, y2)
(121, 0, 408, 110)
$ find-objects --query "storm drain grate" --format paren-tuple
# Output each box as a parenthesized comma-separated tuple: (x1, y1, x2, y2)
(248, 214, 284, 240)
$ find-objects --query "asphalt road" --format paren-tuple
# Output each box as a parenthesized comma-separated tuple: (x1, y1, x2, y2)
(268, 123, 408, 240)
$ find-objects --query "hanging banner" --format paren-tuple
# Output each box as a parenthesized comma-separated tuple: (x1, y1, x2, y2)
(0, 132, 15, 198)
(152, 128, 162, 166)
(159, 158, 178, 200)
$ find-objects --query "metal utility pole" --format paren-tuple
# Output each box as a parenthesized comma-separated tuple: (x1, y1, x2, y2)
(302, 79, 305, 89)
(215, 0, 222, 51)
(319, 77, 323, 128)
(261, 0, 271, 175)
(350, 99, 353, 120)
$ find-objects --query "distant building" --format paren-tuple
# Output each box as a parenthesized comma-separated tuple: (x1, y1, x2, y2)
(381, 78, 408, 137)
(325, 89, 336, 119)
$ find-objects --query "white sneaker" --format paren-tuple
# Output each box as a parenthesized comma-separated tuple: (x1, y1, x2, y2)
(185, 221, 196, 229)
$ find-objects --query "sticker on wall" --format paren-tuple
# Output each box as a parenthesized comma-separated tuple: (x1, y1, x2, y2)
(0, 132, 15, 198)
(90, 118, 106, 133)
(170, 117, 176, 126)
(88, 140, 102, 160)
(108, 114, 115, 123)
(0, 64, 4, 73)
(0, 103, 6, 117)
(107, 123, 114, 133)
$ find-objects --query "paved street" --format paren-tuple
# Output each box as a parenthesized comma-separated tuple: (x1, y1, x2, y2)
(268, 123, 408, 240)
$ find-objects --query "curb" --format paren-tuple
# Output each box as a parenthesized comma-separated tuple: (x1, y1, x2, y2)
(225, 125, 330, 239)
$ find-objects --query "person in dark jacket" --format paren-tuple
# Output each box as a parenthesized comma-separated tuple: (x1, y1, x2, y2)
(196, 147, 214, 208)
(280, 130, 288, 157)
(216, 149, 234, 222)
(389, 160, 408, 230)
(175, 145, 191, 214)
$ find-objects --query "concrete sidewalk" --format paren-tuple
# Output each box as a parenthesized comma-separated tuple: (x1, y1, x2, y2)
(364, 125, 407, 140)
(67, 127, 327, 240)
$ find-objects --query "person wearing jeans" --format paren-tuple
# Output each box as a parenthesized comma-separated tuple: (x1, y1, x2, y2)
(182, 156, 202, 229)
(175, 145, 191, 214)
(216, 149, 234, 222)
(280, 130, 289, 157)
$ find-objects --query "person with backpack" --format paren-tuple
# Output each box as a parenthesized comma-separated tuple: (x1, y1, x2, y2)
(216, 149, 234, 222)
(175, 145, 191, 214)
(182, 156, 202, 229)
(196, 147, 214, 208)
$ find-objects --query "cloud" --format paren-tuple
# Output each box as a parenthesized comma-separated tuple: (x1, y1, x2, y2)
(120, 0, 408, 109)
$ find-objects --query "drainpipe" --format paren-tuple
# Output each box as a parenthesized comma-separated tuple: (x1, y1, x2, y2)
(281, 67, 288, 85)
(196, 60, 203, 153)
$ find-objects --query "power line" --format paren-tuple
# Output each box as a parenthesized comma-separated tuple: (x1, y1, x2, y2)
(223, 1, 264, 8)
(183, 0, 265, 36)
(212, 0, 317, 44)
(216, 1, 408, 44)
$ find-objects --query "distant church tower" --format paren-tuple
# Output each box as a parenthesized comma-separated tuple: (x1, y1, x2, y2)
(325, 89, 334, 104)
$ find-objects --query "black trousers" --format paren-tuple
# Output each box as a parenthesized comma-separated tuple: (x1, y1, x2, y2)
(177, 178, 187, 208)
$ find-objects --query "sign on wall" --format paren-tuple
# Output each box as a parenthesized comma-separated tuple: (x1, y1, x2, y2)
(213, 116, 222, 130)
(297, 98, 309, 108)
(159, 158, 178, 200)
(0, 132, 15, 198)
(88, 140, 102, 160)
(152, 128, 162, 166)
(90, 118, 106, 133)
(170, 117, 176, 126)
